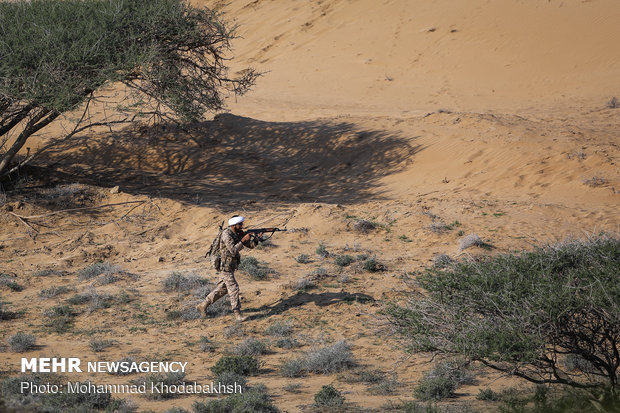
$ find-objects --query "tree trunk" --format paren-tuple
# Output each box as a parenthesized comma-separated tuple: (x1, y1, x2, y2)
(0, 108, 59, 176)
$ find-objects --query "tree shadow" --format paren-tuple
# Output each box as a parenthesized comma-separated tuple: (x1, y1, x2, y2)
(36, 113, 422, 207)
(244, 291, 375, 320)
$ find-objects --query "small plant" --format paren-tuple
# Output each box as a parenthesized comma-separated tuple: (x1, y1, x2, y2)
(477, 388, 499, 401)
(33, 269, 66, 277)
(162, 271, 208, 293)
(316, 242, 329, 257)
(291, 277, 316, 291)
(399, 235, 413, 242)
(276, 337, 300, 349)
(414, 375, 457, 401)
(43, 304, 77, 333)
(608, 96, 619, 109)
(140, 372, 186, 400)
(0, 274, 23, 291)
(583, 176, 607, 187)
(39, 286, 72, 298)
(264, 320, 293, 337)
(214, 371, 248, 390)
(77, 262, 123, 281)
(233, 338, 268, 356)
(283, 383, 302, 393)
(338, 274, 351, 283)
(363, 257, 385, 272)
(414, 361, 475, 401)
(281, 340, 355, 378)
(458, 233, 484, 250)
(199, 336, 215, 352)
(314, 384, 345, 407)
(239, 256, 275, 280)
(429, 221, 450, 233)
(223, 323, 245, 338)
(353, 219, 376, 234)
(369, 375, 399, 395)
(305, 340, 355, 374)
(0, 301, 19, 320)
(296, 254, 311, 264)
(432, 254, 454, 269)
(90, 339, 115, 352)
(334, 254, 355, 267)
(211, 355, 260, 376)
(67, 288, 114, 312)
(8, 332, 36, 352)
(280, 358, 306, 378)
(192, 384, 278, 413)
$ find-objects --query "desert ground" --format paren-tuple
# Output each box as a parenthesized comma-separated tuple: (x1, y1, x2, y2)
(1, 0, 619, 412)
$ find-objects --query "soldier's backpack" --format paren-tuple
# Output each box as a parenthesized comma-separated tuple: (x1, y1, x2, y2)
(205, 221, 225, 271)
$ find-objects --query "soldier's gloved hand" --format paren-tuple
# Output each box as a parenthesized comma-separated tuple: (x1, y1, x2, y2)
(241, 233, 252, 243)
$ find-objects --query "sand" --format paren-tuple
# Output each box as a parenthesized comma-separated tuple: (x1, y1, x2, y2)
(1, 0, 619, 412)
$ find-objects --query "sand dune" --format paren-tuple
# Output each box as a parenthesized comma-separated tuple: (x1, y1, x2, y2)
(1, 1, 619, 412)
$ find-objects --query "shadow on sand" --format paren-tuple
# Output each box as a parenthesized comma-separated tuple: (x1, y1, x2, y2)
(244, 291, 375, 321)
(35, 113, 422, 206)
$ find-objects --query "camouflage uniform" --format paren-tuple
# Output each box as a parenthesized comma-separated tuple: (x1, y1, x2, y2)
(202, 228, 257, 312)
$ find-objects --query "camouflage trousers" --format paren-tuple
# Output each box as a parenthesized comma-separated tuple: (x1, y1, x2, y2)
(204, 271, 241, 311)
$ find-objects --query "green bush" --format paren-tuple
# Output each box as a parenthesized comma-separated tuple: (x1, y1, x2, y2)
(0, 274, 23, 291)
(77, 262, 122, 281)
(8, 332, 36, 352)
(233, 338, 268, 356)
(314, 384, 345, 407)
(316, 242, 329, 257)
(89, 339, 115, 352)
(296, 254, 311, 264)
(414, 361, 475, 401)
(280, 358, 306, 378)
(211, 355, 260, 376)
(414, 376, 457, 401)
(264, 320, 293, 337)
(1, 374, 125, 412)
(276, 337, 300, 349)
(193, 384, 279, 413)
(239, 256, 275, 280)
(386, 235, 620, 390)
(363, 257, 385, 272)
(39, 286, 72, 298)
(140, 372, 185, 400)
(498, 385, 620, 413)
(334, 254, 355, 267)
(477, 388, 499, 401)
(214, 371, 248, 391)
(162, 271, 208, 293)
(43, 304, 77, 333)
(304, 340, 355, 374)
(280, 340, 355, 377)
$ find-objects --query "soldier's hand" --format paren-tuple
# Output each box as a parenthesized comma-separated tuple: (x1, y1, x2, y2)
(241, 233, 252, 243)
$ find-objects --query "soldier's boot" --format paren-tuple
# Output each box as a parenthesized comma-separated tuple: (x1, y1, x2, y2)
(233, 310, 247, 322)
(196, 299, 212, 318)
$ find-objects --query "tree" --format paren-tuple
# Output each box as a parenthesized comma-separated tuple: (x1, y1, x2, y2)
(385, 235, 620, 391)
(0, 0, 258, 176)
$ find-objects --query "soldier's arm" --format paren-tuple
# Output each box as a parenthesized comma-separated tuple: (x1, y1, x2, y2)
(244, 236, 260, 249)
(222, 230, 244, 255)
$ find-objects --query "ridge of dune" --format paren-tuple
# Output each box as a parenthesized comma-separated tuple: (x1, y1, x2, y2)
(197, 0, 620, 120)
(1, 1, 619, 412)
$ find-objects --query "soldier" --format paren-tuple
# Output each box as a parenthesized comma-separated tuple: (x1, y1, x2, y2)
(197, 215, 261, 322)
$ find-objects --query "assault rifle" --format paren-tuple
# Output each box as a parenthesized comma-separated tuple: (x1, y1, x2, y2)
(244, 227, 287, 242)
